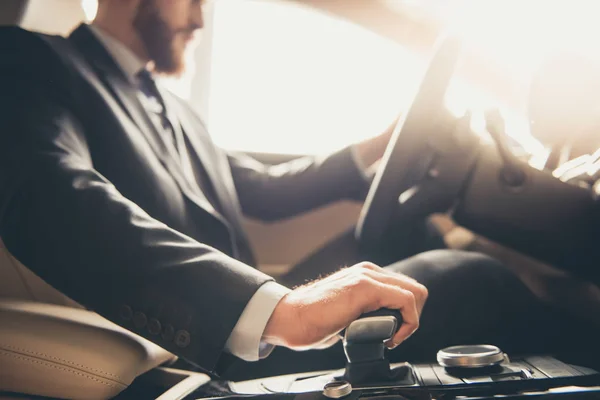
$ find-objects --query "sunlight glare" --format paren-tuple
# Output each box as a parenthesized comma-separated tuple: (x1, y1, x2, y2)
(208, 0, 424, 155)
(447, 0, 600, 74)
(81, 0, 98, 21)
(435, 0, 600, 155)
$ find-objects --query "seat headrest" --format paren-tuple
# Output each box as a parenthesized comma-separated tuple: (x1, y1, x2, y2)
(18, 0, 88, 35)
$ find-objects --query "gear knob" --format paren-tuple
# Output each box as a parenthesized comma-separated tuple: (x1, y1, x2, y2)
(343, 309, 402, 364)
(342, 309, 414, 385)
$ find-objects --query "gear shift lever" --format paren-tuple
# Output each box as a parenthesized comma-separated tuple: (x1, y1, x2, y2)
(342, 309, 416, 385)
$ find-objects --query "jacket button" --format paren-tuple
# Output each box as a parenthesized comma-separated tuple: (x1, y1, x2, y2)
(162, 324, 175, 342)
(119, 305, 133, 321)
(148, 319, 162, 335)
(174, 330, 191, 348)
(133, 312, 147, 329)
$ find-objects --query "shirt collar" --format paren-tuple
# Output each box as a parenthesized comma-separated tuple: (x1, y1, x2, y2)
(88, 24, 148, 84)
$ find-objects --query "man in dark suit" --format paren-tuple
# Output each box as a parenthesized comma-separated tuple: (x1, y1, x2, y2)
(0, 0, 430, 372)
(0, 0, 574, 379)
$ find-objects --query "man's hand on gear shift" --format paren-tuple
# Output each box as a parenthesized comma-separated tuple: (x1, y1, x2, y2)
(262, 262, 428, 351)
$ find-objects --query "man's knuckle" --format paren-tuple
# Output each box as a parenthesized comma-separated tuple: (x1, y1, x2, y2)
(414, 284, 428, 300)
(360, 275, 377, 289)
(401, 288, 416, 302)
(352, 262, 375, 274)
(349, 274, 369, 289)
(362, 262, 379, 271)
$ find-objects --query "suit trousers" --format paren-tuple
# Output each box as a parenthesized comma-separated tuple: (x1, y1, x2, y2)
(220, 249, 599, 381)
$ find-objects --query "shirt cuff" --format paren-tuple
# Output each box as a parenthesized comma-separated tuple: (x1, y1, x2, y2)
(350, 144, 370, 181)
(224, 281, 291, 361)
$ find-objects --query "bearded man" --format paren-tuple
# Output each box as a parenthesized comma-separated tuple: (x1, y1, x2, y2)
(0, 0, 565, 380)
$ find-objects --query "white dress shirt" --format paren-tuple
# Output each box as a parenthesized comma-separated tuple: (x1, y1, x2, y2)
(88, 25, 146, 85)
(88, 25, 369, 362)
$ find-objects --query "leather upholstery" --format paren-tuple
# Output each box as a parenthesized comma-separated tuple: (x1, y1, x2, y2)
(0, 240, 177, 399)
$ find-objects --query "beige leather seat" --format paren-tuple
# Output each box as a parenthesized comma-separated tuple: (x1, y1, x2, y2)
(0, 239, 177, 400)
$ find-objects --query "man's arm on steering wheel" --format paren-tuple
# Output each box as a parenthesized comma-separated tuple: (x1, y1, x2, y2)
(226, 121, 395, 222)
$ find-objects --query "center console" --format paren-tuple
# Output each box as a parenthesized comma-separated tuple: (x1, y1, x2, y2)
(137, 310, 600, 399)
(223, 311, 600, 400)
(230, 354, 599, 399)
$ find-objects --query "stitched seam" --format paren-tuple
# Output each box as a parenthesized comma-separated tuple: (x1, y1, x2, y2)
(1, 344, 124, 380)
(0, 349, 126, 388)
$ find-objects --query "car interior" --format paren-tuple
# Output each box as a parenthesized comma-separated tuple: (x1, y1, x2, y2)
(1, 0, 600, 399)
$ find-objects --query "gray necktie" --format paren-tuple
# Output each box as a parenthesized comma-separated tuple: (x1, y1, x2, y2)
(136, 69, 222, 215)
(136, 69, 177, 147)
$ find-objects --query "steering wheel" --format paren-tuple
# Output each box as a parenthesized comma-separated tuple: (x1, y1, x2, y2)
(355, 35, 468, 251)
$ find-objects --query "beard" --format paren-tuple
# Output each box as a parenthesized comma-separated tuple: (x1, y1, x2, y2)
(133, 0, 187, 76)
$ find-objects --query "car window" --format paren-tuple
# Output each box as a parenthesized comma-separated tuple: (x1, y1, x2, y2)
(203, 0, 558, 156)
(206, 0, 425, 155)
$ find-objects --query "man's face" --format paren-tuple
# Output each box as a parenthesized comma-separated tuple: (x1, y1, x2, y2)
(133, 0, 204, 76)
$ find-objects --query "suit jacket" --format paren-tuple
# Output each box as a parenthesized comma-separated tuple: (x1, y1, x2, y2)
(0, 24, 369, 371)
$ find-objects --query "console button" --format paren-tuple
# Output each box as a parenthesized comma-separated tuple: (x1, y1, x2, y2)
(148, 319, 161, 335)
(133, 312, 147, 329)
(174, 330, 191, 348)
(162, 324, 175, 342)
(119, 305, 133, 321)
(323, 381, 352, 399)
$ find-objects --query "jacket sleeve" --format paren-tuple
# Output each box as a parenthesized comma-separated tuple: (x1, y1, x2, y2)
(227, 147, 370, 222)
(0, 28, 272, 372)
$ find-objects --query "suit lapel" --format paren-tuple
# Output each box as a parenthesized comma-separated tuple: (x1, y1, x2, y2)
(161, 91, 257, 262)
(169, 99, 248, 237)
(158, 90, 221, 189)
(156, 89, 197, 186)
(68, 24, 222, 219)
